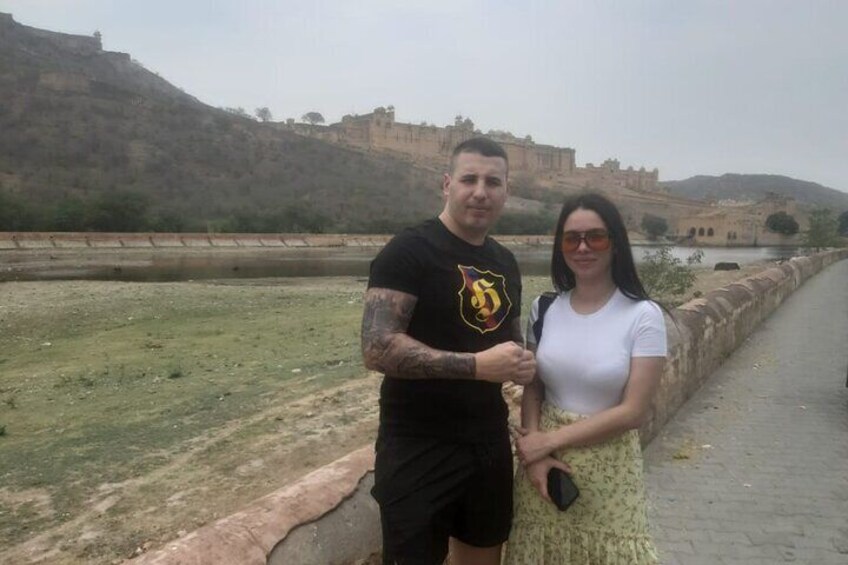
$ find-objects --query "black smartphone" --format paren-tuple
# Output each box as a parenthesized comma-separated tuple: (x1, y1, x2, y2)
(547, 467, 579, 511)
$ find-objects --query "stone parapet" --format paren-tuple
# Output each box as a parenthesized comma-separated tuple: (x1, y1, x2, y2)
(641, 248, 848, 443)
(127, 250, 848, 565)
(129, 447, 376, 565)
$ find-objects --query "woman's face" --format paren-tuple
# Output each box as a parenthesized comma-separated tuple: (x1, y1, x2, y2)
(560, 207, 614, 283)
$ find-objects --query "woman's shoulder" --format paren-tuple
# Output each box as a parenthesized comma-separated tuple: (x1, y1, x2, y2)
(615, 290, 665, 318)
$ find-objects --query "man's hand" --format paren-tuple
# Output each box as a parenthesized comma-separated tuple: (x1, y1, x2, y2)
(474, 342, 536, 385)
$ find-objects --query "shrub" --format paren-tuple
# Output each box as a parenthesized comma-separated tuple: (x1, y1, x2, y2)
(638, 246, 703, 302)
(641, 213, 669, 239)
(765, 211, 799, 235)
(838, 210, 848, 236)
(803, 208, 840, 251)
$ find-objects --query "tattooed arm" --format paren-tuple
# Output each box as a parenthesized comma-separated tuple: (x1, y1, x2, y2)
(361, 287, 536, 383)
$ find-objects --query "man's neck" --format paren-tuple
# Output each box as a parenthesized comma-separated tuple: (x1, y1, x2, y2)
(438, 212, 487, 246)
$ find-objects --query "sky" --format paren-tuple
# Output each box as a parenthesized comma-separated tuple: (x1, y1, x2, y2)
(3, 0, 847, 191)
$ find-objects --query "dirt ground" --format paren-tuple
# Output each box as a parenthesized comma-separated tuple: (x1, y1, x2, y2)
(0, 251, 775, 564)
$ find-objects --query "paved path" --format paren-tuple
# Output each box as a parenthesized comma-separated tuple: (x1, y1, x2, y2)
(644, 259, 848, 565)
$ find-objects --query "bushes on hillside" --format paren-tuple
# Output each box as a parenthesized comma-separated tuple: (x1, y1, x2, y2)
(493, 210, 558, 235)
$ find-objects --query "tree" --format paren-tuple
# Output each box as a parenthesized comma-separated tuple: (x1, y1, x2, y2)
(638, 246, 703, 304)
(301, 112, 324, 125)
(0, 192, 36, 231)
(640, 213, 669, 240)
(802, 208, 840, 251)
(255, 107, 273, 122)
(88, 191, 151, 232)
(765, 211, 799, 235)
(492, 211, 558, 235)
(838, 210, 848, 236)
(51, 197, 89, 231)
(150, 211, 186, 232)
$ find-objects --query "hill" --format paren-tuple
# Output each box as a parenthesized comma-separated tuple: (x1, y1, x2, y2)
(4, 13, 842, 236)
(0, 13, 442, 233)
(662, 174, 848, 212)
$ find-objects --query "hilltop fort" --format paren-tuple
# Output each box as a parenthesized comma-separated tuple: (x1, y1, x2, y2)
(283, 106, 661, 192)
(281, 107, 807, 245)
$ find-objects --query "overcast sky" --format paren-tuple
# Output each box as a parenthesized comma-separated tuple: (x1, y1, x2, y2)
(4, 0, 847, 191)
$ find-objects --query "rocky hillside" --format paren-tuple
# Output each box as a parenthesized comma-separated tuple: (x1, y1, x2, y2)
(0, 13, 442, 233)
(662, 174, 848, 211)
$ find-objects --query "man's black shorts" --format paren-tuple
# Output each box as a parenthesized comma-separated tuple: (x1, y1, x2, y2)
(371, 433, 513, 565)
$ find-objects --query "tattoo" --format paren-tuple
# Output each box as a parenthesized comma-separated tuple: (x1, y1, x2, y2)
(361, 288, 475, 380)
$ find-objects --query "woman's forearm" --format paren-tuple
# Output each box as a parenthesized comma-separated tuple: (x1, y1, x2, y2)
(520, 377, 544, 431)
(549, 357, 663, 451)
(550, 403, 644, 450)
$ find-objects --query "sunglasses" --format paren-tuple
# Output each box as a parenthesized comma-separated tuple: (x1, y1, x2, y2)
(561, 229, 611, 252)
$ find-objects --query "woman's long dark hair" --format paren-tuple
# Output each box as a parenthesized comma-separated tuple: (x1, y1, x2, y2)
(551, 192, 651, 302)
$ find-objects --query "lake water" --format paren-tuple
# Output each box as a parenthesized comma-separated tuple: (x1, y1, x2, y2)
(4, 245, 801, 282)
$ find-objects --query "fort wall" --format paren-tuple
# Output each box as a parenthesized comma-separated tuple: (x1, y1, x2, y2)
(128, 249, 848, 565)
(0, 12, 102, 55)
(283, 107, 667, 182)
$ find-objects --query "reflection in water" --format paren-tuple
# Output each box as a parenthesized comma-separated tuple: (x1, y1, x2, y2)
(2, 245, 801, 283)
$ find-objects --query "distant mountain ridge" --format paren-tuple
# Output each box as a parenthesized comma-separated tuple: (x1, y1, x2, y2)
(662, 174, 848, 211)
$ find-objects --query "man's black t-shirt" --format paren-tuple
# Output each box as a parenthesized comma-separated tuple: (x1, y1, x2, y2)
(367, 218, 522, 443)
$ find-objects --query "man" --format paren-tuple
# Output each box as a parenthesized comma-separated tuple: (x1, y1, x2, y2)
(361, 137, 536, 565)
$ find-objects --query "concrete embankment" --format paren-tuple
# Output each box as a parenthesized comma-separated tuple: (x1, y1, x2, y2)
(0, 231, 553, 250)
(129, 249, 848, 565)
(0, 232, 555, 281)
(0, 231, 389, 249)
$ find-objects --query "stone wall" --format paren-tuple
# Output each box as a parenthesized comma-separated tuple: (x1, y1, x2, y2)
(0, 12, 102, 55)
(641, 248, 847, 441)
(0, 232, 394, 250)
(126, 250, 848, 565)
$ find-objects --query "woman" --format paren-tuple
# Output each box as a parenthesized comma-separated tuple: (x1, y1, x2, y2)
(505, 192, 667, 564)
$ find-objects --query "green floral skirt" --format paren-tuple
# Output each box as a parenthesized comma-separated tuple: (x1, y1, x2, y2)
(504, 403, 659, 565)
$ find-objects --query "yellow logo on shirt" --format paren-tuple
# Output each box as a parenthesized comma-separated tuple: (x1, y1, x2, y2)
(457, 265, 512, 334)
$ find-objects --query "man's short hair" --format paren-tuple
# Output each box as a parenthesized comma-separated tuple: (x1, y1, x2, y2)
(450, 137, 509, 173)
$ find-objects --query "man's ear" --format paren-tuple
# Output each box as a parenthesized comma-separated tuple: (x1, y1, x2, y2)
(442, 172, 451, 197)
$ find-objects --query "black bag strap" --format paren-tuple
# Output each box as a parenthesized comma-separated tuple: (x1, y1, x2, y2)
(531, 292, 558, 344)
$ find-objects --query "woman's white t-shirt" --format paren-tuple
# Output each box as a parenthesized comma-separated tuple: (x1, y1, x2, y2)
(526, 289, 667, 416)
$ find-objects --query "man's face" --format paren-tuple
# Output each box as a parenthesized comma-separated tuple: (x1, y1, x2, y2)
(441, 152, 508, 242)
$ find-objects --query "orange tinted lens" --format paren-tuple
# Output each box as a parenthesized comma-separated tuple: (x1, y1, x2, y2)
(585, 231, 610, 250)
(561, 234, 581, 252)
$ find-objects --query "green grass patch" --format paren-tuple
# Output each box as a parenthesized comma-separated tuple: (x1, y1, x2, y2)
(0, 277, 369, 556)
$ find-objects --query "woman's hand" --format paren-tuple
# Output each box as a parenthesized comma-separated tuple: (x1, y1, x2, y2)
(514, 428, 556, 465)
(525, 456, 572, 504)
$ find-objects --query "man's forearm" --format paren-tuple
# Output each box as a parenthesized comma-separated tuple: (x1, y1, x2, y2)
(361, 287, 475, 380)
(370, 332, 476, 379)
